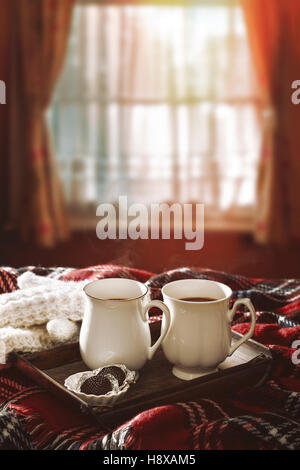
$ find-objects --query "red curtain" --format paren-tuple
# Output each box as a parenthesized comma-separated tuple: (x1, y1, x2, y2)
(242, 0, 300, 244)
(6, 0, 74, 247)
(0, 1, 10, 228)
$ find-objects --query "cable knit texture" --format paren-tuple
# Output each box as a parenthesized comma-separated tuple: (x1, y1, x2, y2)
(0, 326, 57, 363)
(0, 272, 88, 328)
(0, 272, 86, 362)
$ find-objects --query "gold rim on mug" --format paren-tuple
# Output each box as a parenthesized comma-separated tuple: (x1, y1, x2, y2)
(83, 278, 149, 302)
(161, 279, 232, 304)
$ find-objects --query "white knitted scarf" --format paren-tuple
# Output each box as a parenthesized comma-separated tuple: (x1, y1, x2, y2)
(0, 272, 88, 363)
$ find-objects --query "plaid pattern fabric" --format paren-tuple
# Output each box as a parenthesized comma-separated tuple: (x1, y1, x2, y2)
(0, 265, 299, 450)
(0, 268, 18, 294)
(0, 410, 34, 450)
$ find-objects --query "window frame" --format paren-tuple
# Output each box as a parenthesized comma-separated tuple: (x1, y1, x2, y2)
(53, 0, 259, 233)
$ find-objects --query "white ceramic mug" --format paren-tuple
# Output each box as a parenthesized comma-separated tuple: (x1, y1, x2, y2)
(161, 279, 256, 380)
(80, 278, 171, 371)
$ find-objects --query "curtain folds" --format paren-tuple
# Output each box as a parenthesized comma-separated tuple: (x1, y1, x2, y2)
(0, 1, 10, 228)
(242, 0, 300, 244)
(8, 0, 74, 247)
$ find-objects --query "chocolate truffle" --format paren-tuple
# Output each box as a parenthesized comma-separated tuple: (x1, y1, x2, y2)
(80, 374, 112, 396)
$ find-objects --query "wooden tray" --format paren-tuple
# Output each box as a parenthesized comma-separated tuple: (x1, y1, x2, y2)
(10, 328, 273, 432)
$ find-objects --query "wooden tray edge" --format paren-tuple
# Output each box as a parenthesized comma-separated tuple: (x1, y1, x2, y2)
(9, 331, 273, 431)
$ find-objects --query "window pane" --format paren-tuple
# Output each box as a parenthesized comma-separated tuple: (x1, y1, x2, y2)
(48, 2, 261, 222)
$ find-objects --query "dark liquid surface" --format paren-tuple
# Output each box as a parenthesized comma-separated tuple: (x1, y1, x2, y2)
(104, 298, 126, 300)
(179, 297, 218, 302)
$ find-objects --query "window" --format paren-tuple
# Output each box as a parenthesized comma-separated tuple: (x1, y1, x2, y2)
(48, 0, 261, 230)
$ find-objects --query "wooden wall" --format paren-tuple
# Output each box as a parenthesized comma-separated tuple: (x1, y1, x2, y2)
(1, 229, 300, 279)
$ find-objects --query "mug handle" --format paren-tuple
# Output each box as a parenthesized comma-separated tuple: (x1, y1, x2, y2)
(141, 300, 171, 360)
(227, 298, 256, 356)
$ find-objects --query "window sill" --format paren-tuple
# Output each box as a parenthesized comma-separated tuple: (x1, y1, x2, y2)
(68, 209, 254, 234)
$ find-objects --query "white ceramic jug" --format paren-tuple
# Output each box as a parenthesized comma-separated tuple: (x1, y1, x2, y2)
(79, 278, 171, 371)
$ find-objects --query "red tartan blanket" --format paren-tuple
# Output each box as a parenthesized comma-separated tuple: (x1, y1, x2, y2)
(0, 265, 299, 450)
